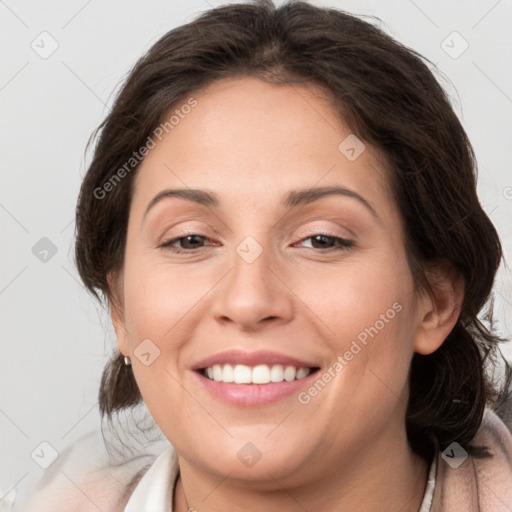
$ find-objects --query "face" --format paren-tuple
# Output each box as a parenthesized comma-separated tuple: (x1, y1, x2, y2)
(112, 76, 433, 486)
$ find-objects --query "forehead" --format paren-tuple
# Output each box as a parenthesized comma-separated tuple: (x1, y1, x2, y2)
(132, 76, 393, 215)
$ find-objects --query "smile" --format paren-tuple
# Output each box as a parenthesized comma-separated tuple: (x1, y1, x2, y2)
(191, 350, 322, 407)
(202, 363, 313, 384)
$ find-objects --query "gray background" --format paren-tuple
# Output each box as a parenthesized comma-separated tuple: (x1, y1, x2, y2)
(1, 0, 511, 507)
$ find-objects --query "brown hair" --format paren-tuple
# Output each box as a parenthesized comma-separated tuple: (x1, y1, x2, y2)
(75, 0, 510, 455)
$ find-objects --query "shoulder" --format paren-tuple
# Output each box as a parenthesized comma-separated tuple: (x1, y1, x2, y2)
(470, 409, 512, 509)
(478, 407, 512, 455)
(17, 429, 169, 512)
(432, 408, 512, 511)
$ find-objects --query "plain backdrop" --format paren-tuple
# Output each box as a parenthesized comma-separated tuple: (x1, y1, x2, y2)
(1, 0, 511, 507)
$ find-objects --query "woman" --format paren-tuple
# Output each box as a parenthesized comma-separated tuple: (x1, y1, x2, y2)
(23, 0, 512, 510)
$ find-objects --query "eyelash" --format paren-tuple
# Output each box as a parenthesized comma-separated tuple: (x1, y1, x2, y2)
(159, 233, 354, 253)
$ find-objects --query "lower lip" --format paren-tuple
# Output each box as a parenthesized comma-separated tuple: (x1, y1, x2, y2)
(193, 370, 319, 407)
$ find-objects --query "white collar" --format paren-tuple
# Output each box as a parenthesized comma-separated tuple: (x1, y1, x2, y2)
(124, 446, 179, 512)
(419, 451, 437, 512)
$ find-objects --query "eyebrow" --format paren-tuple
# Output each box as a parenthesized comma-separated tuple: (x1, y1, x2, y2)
(143, 185, 379, 220)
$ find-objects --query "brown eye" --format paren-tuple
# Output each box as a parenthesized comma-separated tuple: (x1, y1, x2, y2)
(160, 234, 210, 252)
(297, 234, 354, 251)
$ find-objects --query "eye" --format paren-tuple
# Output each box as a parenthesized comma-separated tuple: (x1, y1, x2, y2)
(159, 233, 354, 253)
(160, 234, 213, 252)
(295, 234, 354, 251)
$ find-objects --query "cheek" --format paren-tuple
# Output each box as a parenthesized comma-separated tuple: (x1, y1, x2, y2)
(296, 249, 414, 346)
(122, 259, 209, 344)
(296, 250, 416, 399)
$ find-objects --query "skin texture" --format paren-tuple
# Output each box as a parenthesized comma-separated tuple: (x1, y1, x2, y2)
(110, 76, 463, 511)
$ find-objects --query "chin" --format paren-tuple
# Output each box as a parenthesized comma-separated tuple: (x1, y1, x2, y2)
(192, 436, 312, 485)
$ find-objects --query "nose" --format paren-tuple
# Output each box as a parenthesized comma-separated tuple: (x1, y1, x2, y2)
(211, 241, 294, 331)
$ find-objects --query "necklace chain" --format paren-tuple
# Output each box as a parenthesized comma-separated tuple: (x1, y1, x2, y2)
(179, 474, 190, 511)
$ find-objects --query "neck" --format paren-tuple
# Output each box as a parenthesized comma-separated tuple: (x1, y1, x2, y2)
(173, 431, 430, 512)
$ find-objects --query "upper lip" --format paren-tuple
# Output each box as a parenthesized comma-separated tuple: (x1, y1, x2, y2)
(191, 349, 319, 371)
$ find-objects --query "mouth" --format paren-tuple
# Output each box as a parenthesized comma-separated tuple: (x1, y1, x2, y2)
(191, 350, 321, 407)
(199, 363, 319, 384)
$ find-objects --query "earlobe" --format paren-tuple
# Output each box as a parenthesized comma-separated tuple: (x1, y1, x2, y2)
(413, 264, 465, 355)
(106, 271, 129, 357)
(111, 304, 130, 358)
(111, 305, 129, 354)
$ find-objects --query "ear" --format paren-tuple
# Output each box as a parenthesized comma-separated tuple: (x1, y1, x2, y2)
(107, 271, 130, 357)
(413, 263, 464, 355)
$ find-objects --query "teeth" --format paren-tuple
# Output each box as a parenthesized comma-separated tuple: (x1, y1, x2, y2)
(270, 365, 284, 382)
(234, 364, 252, 384)
(203, 364, 312, 384)
(252, 365, 270, 384)
(284, 366, 296, 382)
(296, 367, 309, 379)
(222, 364, 234, 383)
(213, 365, 222, 382)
